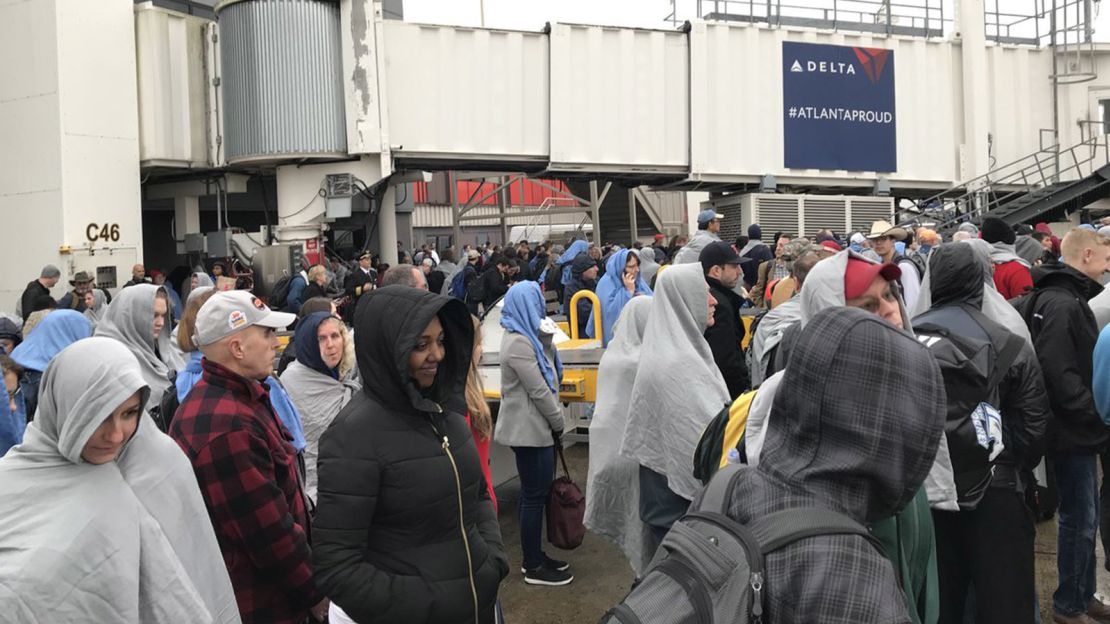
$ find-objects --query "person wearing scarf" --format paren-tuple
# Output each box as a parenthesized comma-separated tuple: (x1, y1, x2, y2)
(494, 281, 572, 586)
(558, 240, 590, 285)
(585, 297, 656, 576)
(587, 248, 653, 346)
(980, 217, 1033, 299)
(94, 284, 185, 413)
(0, 338, 238, 623)
(10, 309, 91, 421)
(620, 263, 730, 540)
(280, 311, 360, 503)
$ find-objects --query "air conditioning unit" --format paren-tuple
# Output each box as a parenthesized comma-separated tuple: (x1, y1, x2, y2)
(708, 193, 894, 241)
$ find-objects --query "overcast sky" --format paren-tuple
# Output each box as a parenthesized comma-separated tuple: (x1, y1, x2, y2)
(402, 0, 1110, 42)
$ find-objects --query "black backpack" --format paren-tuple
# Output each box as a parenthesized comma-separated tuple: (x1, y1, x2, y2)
(152, 369, 180, 433)
(268, 274, 294, 310)
(544, 262, 565, 293)
(600, 464, 887, 624)
(913, 313, 1025, 509)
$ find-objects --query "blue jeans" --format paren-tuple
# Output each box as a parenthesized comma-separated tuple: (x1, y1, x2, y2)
(513, 446, 555, 571)
(1052, 452, 1100, 616)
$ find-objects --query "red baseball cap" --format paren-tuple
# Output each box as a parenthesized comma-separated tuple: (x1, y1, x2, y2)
(843, 258, 902, 300)
(654, 233, 665, 240)
(820, 240, 842, 252)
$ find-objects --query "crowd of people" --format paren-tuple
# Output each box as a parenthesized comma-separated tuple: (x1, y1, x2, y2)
(3, 211, 1110, 624)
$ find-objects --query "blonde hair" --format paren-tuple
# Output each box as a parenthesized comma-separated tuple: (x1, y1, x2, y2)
(176, 289, 217, 352)
(1062, 227, 1110, 261)
(465, 315, 492, 440)
(308, 264, 327, 282)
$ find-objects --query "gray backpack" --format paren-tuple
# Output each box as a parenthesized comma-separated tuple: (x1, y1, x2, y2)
(599, 464, 886, 624)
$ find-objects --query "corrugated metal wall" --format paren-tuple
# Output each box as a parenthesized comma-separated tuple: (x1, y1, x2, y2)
(549, 24, 689, 173)
(218, 0, 346, 163)
(383, 22, 549, 161)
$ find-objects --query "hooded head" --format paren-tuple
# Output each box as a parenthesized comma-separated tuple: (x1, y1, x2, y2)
(637, 247, 659, 270)
(928, 243, 986, 309)
(980, 217, 1016, 245)
(354, 286, 472, 413)
(748, 224, 763, 240)
(94, 285, 181, 407)
(0, 317, 22, 353)
(10, 309, 91, 372)
(294, 311, 344, 378)
(611, 296, 652, 349)
(799, 249, 907, 329)
(558, 240, 591, 285)
(25, 337, 150, 465)
(759, 307, 945, 522)
(570, 254, 598, 280)
(501, 281, 564, 393)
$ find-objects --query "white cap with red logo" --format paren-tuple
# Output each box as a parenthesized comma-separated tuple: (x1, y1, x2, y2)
(194, 290, 296, 346)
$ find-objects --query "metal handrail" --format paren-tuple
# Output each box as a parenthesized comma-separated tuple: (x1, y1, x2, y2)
(906, 131, 1109, 231)
(692, 0, 949, 37)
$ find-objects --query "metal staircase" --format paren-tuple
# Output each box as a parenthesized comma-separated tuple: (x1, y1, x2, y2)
(902, 132, 1110, 238)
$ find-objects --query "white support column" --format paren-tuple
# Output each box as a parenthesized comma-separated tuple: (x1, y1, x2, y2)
(378, 185, 398, 264)
(174, 196, 201, 254)
(958, 0, 991, 183)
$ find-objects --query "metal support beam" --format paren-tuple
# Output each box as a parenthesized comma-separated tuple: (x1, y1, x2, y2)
(499, 175, 510, 244)
(628, 187, 639, 244)
(456, 175, 518, 218)
(633, 187, 666, 233)
(450, 171, 461, 248)
(457, 207, 592, 222)
(589, 181, 602, 244)
(530, 179, 590, 206)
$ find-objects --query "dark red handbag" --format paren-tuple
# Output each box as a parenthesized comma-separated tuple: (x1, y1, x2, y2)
(546, 445, 586, 550)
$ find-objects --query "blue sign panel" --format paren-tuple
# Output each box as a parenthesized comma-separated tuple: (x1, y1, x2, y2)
(782, 41, 896, 172)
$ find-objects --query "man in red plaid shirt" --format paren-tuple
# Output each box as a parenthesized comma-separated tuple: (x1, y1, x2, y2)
(170, 291, 329, 623)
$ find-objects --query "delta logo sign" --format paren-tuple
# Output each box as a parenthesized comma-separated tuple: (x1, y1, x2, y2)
(782, 41, 897, 172)
(788, 47, 891, 84)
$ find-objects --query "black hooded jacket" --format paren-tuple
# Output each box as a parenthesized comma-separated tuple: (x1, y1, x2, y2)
(704, 276, 749, 399)
(313, 286, 508, 624)
(1023, 262, 1108, 453)
(914, 245, 1050, 482)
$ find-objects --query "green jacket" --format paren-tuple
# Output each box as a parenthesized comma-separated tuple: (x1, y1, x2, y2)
(872, 487, 939, 624)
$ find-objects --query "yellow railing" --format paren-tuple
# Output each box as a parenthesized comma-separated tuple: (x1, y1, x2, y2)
(568, 289, 603, 341)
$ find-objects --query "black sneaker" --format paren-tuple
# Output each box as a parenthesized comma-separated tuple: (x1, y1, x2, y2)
(523, 566, 574, 586)
(520, 555, 570, 574)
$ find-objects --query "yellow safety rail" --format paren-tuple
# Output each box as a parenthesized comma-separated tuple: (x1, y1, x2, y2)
(568, 289, 603, 341)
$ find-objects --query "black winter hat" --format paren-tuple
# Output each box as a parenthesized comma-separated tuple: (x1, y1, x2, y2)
(570, 254, 598, 277)
(980, 217, 1016, 245)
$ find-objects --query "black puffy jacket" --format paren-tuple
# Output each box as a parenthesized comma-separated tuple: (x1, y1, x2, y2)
(1021, 262, 1107, 454)
(313, 286, 508, 624)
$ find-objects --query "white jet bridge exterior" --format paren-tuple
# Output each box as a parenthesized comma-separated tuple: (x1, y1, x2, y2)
(3, 0, 1110, 307)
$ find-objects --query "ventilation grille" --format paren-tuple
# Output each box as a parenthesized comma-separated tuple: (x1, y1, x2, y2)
(851, 199, 895, 234)
(803, 198, 848, 237)
(754, 196, 802, 238)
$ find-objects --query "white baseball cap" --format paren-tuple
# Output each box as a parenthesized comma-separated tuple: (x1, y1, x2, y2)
(194, 290, 295, 347)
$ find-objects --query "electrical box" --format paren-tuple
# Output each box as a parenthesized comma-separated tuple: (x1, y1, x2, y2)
(324, 173, 355, 219)
(206, 230, 233, 257)
(252, 244, 303, 299)
(184, 233, 206, 253)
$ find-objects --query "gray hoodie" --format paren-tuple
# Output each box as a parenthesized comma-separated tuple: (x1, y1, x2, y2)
(713, 307, 944, 623)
